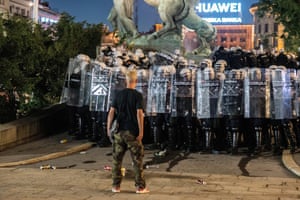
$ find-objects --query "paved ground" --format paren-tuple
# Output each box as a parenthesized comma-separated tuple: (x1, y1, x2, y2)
(0, 132, 299, 200)
(294, 152, 300, 166)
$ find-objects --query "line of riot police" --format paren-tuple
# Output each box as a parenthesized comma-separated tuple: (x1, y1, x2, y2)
(212, 46, 299, 70)
(60, 46, 299, 155)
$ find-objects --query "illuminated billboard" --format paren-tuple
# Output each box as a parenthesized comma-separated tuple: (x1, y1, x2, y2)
(195, 0, 255, 25)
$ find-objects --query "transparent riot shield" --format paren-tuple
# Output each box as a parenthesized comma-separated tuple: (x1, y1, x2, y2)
(171, 65, 195, 117)
(218, 69, 244, 117)
(136, 69, 149, 111)
(196, 67, 222, 119)
(89, 61, 111, 112)
(67, 54, 91, 107)
(84, 63, 93, 107)
(295, 70, 300, 117)
(108, 65, 127, 107)
(60, 58, 74, 104)
(146, 65, 175, 115)
(270, 67, 296, 119)
(244, 68, 271, 118)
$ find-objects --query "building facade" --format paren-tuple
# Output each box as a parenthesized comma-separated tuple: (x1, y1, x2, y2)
(0, 0, 59, 28)
(1, 0, 32, 18)
(38, 1, 59, 29)
(194, 0, 255, 50)
(214, 24, 254, 50)
(249, 4, 285, 51)
(0, 0, 9, 17)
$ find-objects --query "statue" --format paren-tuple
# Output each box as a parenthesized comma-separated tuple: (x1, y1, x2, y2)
(108, 0, 216, 58)
(107, 0, 138, 38)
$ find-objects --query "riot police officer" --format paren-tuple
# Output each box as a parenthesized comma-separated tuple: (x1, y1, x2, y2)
(269, 66, 297, 154)
(196, 62, 223, 151)
(65, 54, 92, 140)
(146, 52, 175, 152)
(89, 60, 112, 144)
(170, 58, 196, 151)
(219, 69, 245, 154)
(243, 67, 271, 154)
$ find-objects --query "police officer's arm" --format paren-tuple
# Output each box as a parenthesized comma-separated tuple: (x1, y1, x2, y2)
(136, 108, 144, 142)
(107, 107, 116, 138)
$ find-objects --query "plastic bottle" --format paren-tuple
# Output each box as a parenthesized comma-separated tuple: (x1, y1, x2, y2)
(121, 167, 126, 176)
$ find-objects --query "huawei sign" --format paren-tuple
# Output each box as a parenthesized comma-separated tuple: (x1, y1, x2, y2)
(195, 2, 242, 13)
(195, 1, 243, 24)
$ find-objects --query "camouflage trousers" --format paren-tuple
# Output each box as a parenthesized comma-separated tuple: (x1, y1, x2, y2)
(112, 130, 146, 188)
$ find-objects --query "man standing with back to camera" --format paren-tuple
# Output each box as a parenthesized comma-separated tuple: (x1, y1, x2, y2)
(107, 68, 149, 194)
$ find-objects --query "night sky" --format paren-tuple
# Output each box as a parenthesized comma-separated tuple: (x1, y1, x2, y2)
(46, 0, 258, 32)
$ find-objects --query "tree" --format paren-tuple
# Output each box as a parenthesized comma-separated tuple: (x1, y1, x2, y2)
(0, 13, 104, 122)
(42, 13, 104, 103)
(257, 0, 300, 51)
(81, 23, 104, 58)
(51, 13, 103, 58)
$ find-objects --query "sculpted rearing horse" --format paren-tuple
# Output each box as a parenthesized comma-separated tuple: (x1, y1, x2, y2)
(108, 0, 216, 55)
(144, 0, 216, 54)
(107, 0, 138, 38)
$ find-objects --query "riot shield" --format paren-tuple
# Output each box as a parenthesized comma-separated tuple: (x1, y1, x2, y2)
(171, 65, 195, 117)
(66, 54, 91, 107)
(84, 63, 94, 107)
(60, 58, 74, 104)
(270, 67, 296, 119)
(244, 68, 271, 118)
(196, 66, 222, 119)
(146, 65, 175, 115)
(108, 64, 127, 107)
(89, 61, 111, 112)
(136, 68, 149, 111)
(218, 69, 244, 117)
(295, 70, 300, 117)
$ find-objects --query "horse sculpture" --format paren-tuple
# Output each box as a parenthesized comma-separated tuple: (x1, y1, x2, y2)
(108, 0, 216, 56)
(144, 0, 216, 55)
(107, 0, 138, 38)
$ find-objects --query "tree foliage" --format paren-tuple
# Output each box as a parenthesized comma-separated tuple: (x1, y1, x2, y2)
(0, 13, 104, 122)
(257, 0, 300, 51)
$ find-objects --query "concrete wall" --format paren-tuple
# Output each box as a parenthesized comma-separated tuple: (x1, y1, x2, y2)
(0, 103, 68, 151)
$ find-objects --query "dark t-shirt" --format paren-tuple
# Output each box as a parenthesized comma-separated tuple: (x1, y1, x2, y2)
(112, 88, 143, 136)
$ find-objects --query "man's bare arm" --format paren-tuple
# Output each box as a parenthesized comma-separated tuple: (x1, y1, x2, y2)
(107, 107, 116, 137)
(136, 109, 144, 142)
